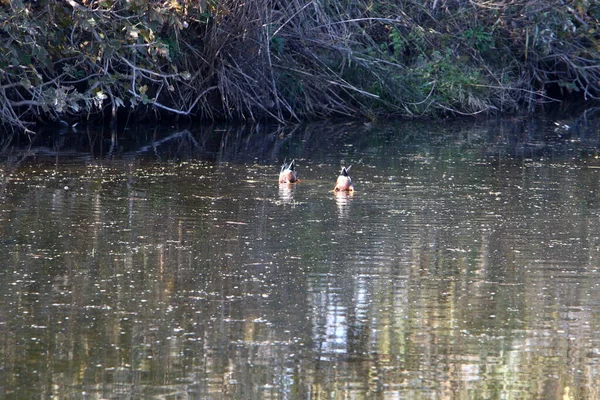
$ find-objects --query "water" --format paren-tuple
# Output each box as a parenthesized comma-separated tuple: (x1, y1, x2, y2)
(2, 117, 600, 398)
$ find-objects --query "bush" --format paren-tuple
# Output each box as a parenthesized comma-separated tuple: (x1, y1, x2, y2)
(0, 0, 599, 134)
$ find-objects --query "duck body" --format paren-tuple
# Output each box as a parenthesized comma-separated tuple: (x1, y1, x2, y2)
(279, 160, 299, 183)
(334, 166, 354, 192)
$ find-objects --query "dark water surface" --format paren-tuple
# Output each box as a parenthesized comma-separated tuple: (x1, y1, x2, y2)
(2, 117, 600, 398)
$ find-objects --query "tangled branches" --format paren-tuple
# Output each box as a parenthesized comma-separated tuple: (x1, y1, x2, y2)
(0, 0, 599, 134)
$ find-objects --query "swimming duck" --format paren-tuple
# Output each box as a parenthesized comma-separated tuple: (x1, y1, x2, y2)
(279, 159, 299, 183)
(334, 166, 354, 192)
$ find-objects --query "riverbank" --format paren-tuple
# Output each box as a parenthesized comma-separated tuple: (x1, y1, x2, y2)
(1, 0, 599, 135)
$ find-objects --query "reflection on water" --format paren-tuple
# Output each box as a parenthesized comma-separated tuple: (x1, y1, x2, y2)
(278, 183, 296, 205)
(2, 117, 600, 398)
(334, 191, 353, 219)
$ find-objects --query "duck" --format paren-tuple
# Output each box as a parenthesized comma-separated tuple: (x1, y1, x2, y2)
(279, 159, 299, 183)
(334, 166, 354, 192)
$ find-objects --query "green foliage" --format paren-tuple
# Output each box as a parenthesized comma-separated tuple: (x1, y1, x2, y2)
(463, 26, 495, 53)
(388, 28, 406, 58)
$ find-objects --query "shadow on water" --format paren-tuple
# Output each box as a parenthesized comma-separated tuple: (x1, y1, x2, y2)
(2, 112, 600, 398)
(2, 108, 600, 165)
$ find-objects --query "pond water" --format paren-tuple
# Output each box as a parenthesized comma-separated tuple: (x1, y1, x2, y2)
(2, 115, 600, 398)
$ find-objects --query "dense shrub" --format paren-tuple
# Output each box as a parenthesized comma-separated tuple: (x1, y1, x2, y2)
(0, 0, 599, 133)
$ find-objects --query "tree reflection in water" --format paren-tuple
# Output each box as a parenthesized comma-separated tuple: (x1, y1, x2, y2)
(1, 117, 600, 398)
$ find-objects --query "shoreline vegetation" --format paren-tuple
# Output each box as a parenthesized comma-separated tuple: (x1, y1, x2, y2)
(1, 0, 599, 135)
